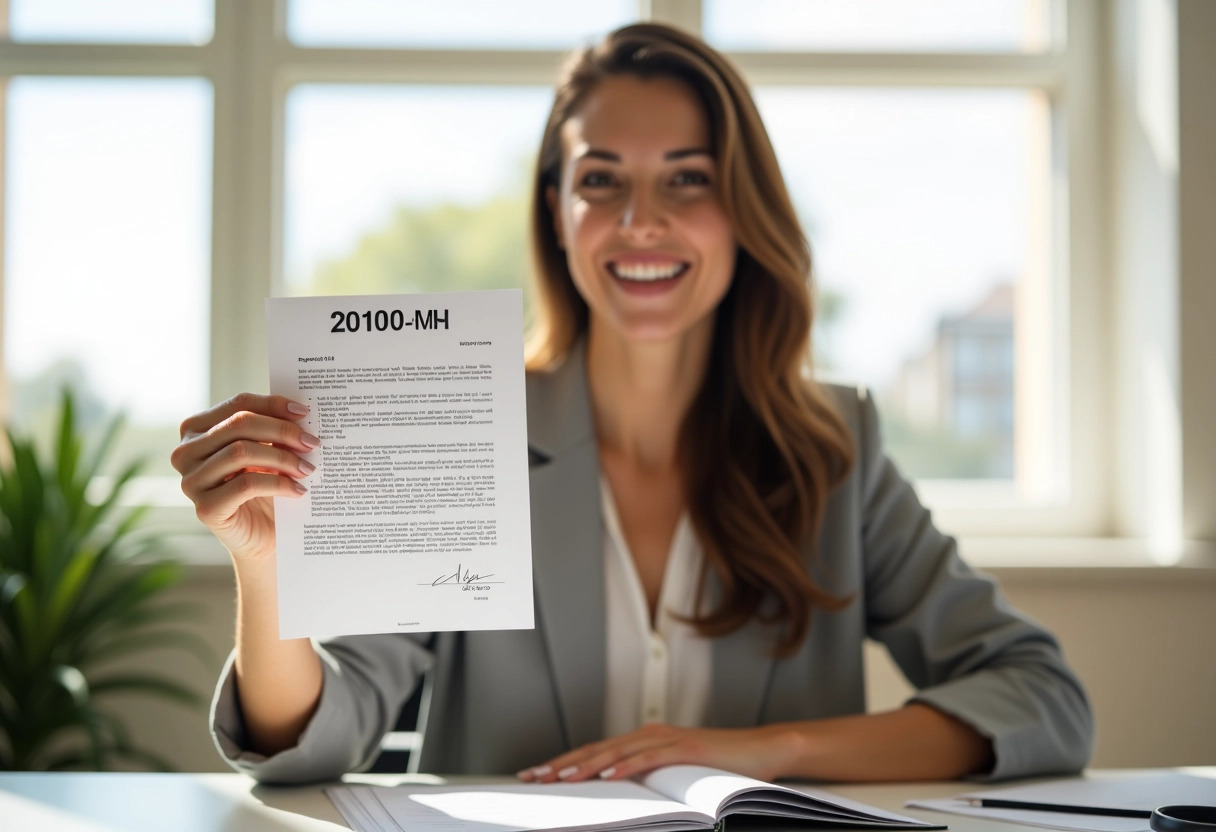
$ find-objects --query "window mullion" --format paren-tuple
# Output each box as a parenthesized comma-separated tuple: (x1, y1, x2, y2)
(730, 51, 1066, 88)
(272, 47, 572, 86)
(1061, 0, 1109, 535)
(0, 41, 213, 77)
(209, 0, 279, 401)
(645, 0, 703, 35)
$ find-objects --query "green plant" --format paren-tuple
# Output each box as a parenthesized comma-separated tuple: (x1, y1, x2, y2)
(0, 390, 209, 770)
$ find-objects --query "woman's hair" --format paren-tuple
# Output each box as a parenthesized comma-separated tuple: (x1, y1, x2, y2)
(528, 22, 855, 656)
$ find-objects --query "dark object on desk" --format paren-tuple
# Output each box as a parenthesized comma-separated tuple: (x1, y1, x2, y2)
(1151, 805, 1216, 832)
(967, 798, 1150, 819)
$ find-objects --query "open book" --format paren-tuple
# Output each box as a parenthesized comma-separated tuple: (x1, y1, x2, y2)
(327, 764, 945, 832)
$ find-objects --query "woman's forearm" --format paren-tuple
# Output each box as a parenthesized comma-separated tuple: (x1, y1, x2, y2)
(232, 552, 324, 757)
(777, 703, 994, 781)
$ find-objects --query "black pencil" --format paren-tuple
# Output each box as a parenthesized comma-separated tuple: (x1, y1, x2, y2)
(967, 799, 1152, 819)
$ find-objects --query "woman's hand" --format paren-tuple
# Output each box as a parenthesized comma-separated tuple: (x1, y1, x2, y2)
(171, 393, 319, 562)
(516, 723, 800, 784)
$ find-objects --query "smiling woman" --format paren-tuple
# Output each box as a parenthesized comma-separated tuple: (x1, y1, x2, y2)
(180, 21, 1093, 788)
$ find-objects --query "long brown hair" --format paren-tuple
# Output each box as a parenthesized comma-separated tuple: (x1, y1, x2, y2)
(528, 23, 855, 656)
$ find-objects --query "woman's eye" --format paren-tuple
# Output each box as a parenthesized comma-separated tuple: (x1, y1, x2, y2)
(580, 171, 615, 188)
(672, 170, 711, 187)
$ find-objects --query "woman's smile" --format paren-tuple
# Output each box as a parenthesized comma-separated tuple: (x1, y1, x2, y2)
(606, 254, 691, 295)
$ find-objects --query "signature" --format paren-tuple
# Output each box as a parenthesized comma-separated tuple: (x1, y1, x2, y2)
(429, 564, 497, 587)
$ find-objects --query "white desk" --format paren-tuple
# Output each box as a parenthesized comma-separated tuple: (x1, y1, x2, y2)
(1, 769, 1211, 832)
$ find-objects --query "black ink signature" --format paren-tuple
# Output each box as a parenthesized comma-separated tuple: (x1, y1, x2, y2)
(428, 564, 497, 587)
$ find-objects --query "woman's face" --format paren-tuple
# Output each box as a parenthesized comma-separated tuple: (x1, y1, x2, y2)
(548, 74, 737, 345)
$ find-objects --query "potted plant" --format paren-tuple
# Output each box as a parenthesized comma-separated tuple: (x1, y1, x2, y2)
(0, 390, 208, 770)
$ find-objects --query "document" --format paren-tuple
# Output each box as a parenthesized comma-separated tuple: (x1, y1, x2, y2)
(327, 764, 943, 832)
(907, 771, 1216, 832)
(266, 290, 533, 639)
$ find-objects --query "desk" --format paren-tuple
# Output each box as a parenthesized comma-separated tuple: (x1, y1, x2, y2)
(1, 770, 1212, 832)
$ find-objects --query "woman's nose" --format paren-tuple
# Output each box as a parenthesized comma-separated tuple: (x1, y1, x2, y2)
(619, 189, 666, 240)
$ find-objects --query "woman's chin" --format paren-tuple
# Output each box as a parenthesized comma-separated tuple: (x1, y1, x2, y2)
(593, 311, 717, 349)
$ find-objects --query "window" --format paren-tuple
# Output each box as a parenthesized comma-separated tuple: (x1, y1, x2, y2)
(755, 87, 1047, 486)
(0, 1, 1121, 542)
(286, 0, 633, 49)
(5, 0, 214, 45)
(704, 0, 1052, 53)
(3, 79, 212, 480)
(282, 85, 552, 301)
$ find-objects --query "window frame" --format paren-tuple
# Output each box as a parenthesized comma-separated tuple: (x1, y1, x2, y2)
(0, 0, 1154, 556)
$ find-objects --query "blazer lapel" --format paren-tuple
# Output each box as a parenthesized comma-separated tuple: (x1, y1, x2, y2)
(527, 344, 606, 750)
(708, 580, 779, 728)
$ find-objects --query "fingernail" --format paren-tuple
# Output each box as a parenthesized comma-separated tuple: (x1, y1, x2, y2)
(599, 767, 616, 779)
(287, 401, 310, 415)
(516, 769, 534, 781)
(300, 433, 321, 448)
(292, 481, 307, 494)
(298, 460, 316, 476)
(531, 766, 552, 778)
(557, 766, 578, 780)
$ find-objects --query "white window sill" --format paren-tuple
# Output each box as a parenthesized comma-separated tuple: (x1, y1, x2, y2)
(163, 524, 1216, 587)
(961, 537, 1216, 583)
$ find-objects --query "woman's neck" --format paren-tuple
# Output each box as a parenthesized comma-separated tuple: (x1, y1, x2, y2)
(585, 318, 714, 471)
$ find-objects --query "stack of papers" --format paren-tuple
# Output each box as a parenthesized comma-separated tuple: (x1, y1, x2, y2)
(328, 764, 944, 832)
(908, 772, 1216, 832)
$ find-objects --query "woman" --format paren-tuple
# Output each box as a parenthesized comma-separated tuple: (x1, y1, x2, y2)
(173, 23, 1092, 785)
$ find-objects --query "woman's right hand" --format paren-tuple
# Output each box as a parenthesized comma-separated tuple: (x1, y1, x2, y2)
(171, 393, 319, 562)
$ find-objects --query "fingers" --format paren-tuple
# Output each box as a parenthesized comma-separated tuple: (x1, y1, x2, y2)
(172, 404, 319, 476)
(179, 392, 309, 442)
(518, 726, 687, 783)
(193, 470, 306, 528)
(517, 736, 614, 782)
(588, 739, 699, 782)
(183, 439, 314, 496)
(171, 393, 319, 536)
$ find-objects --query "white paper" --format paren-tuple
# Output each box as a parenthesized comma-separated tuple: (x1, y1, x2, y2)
(907, 771, 1216, 832)
(905, 798, 1150, 832)
(266, 290, 533, 638)
(959, 772, 1216, 812)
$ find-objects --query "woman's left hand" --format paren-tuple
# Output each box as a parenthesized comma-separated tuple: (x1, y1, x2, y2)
(516, 723, 800, 784)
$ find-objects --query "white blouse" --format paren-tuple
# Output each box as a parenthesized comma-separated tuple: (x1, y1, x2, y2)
(601, 477, 712, 738)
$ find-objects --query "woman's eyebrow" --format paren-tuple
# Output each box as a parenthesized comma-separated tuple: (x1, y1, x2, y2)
(573, 147, 713, 162)
(664, 148, 712, 160)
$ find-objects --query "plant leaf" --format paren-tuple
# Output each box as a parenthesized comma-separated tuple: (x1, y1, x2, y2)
(43, 547, 99, 645)
(55, 387, 80, 496)
(80, 628, 215, 670)
(68, 563, 183, 638)
(50, 665, 91, 708)
(89, 673, 201, 707)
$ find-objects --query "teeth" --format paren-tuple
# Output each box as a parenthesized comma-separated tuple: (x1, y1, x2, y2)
(612, 262, 685, 281)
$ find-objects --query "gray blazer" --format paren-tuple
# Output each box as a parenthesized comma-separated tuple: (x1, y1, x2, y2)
(211, 346, 1093, 783)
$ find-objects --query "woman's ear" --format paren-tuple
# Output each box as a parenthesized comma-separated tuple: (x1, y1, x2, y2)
(545, 185, 564, 251)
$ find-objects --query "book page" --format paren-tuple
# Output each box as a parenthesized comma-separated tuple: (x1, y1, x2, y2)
(327, 781, 712, 832)
(266, 290, 533, 638)
(642, 765, 770, 817)
(643, 765, 937, 826)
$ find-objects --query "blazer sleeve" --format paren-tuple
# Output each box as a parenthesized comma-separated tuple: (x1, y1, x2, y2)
(209, 632, 435, 784)
(853, 388, 1094, 780)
